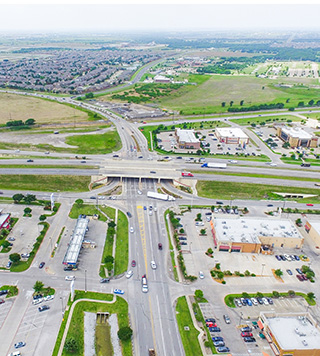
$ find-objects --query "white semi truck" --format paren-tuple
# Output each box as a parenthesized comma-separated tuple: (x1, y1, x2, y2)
(147, 191, 175, 201)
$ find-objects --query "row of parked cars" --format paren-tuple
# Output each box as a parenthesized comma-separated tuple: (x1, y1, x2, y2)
(275, 254, 301, 261)
(205, 317, 230, 353)
(235, 297, 273, 307)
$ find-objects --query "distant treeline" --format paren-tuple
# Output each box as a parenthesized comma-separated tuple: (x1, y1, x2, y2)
(227, 103, 285, 112)
(13, 47, 70, 53)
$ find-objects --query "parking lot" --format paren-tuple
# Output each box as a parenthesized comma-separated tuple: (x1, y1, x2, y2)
(0, 203, 48, 268)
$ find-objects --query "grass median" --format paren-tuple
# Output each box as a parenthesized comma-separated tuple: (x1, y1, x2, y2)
(114, 210, 129, 275)
(0, 174, 90, 192)
(176, 296, 202, 356)
(196, 180, 320, 203)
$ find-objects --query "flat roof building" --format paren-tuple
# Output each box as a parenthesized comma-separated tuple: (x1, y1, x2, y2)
(215, 127, 249, 145)
(213, 217, 304, 253)
(305, 220, 320, 248)
(63, 215, 89, 266)
(259, 312, 320, 356)
(175, 128, 200, 149)
(276, 125, 318, 148)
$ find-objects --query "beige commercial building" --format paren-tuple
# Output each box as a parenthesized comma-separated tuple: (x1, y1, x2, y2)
(215, 127, 249, 145)
(212, 217, 304, 253)
(276, 125, 318, 148)
(258, 312, 320, 356)
(175, 128, 201, 149)
(305, 221, 320, 247)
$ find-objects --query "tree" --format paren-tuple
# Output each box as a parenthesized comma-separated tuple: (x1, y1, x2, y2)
(242, 292, 249, 298)
(288, 290, 295, 297)
(117, 326, 133, 341)
(229, 101, 234, 107)
(272, 291, 280, 298)
(39, 215, 47, 221)
(9, 253, 21, 263)
(221, 102, 226, 107)
(25, 118, 35, 125)
(24, 207, 32, 215)
(33, 281, 44, 293)
(64, 337, 78, 352)
(295, 218, 302, 226)
(75, 199, 83, 207)
(308, 99, 314, 106)
(104, 255, 114, 264)
(108, 221, 116, 229)
(12, 193, 24, 203)
(200, 229, 206, 235)
(2, 241, 10, 249)
(286, 98, 290, 103)
(85, 92, 94, 99)
(307, 292, 315, 300)
(274, 269, 283, 278)
(240, 100, 244, 106)
(195, 289, 204, 299)
(24, 194, 36, 204)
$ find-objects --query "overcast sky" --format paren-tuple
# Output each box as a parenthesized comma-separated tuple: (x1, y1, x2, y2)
(1, 4, 320, 33)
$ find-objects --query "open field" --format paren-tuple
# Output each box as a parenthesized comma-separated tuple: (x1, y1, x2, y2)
(0, 174, 90, 192)
(196, 181, 320, 202)
(69, 204, 108, 221)
(157, 75, 320, 115)
(0, 93, 88, 124)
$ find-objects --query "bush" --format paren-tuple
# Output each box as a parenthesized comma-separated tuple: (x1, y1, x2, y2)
(117, 326, 133, 341)
(272, 291, 280, 298)
(64, 337, 78, 352)
(288, 290, 295, 297)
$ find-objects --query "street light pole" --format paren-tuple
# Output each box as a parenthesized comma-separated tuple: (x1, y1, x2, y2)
(261, 263, 266, 276)
(239, 311, 243, 325)
(60, 297, 64, 318)
(85, 269, 87, 292)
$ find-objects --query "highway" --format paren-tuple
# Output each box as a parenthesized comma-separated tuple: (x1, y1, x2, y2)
(0, 88, 319, 356)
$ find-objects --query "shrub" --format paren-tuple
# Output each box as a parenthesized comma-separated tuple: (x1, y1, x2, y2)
(117, 326, 133, 341)
(272, 291, 280, 298)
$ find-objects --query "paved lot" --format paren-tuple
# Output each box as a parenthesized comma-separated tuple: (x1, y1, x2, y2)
(0, 298, 13, 328)
(0, 203, 48, 267)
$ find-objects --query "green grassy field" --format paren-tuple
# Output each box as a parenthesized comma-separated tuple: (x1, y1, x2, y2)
(0, 164, 98, 169)
(69, 204, 108, 221)
(229, 114, 302, 126)
(0, 93, 88, 124)
(196, 181, 320, 202)
(157, 75, 320, 115)
(96, 323, 113, 356)
(0, 175, 90, 192)
(175, 296, 202, 356)
(114, 210, 129, 275)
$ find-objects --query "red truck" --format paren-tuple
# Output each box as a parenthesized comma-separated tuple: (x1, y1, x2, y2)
(181, 172, 194, 177)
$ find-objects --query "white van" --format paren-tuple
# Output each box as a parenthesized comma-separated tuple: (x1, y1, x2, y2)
(8, 351, 21, 356)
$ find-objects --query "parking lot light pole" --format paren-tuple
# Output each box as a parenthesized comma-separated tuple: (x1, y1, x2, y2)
(261, 263, 266, 276)
(85, 269, 87, 292)
(239, 311, 243, 326)
(60, 297, 64, 318)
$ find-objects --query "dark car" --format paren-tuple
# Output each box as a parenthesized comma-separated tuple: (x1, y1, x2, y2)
(241, 332, 253, 337)
(27, 159, 34, 162)
(267, 297, 273, 304)
(212, 336, 223, 342)
(64, 265, 73, 271)
(286, 269, 293, 275)
(39, 262, 45, 269)
(14, 341, 26, 349)
(81, 160, 86, 163)
(280, 255, 286, 261)
(210, 327, 221, 332)
(38, 305, 50, 312)
(178, 237, 187, 241)
(150, 171, 156, 174)
(217, 346, 230, 353)
(216, 201, 223, 205)
(257, 297, 264, 305)
(0, 290, 8, 296)
(206, 318, 216, 323)
(296, 268, 303, 274)
(0, 299, 5, 304)
(275, 255, 281, 261)
(296, 274, 303, 281)
(131, 260, 136, 267)
(90, 196, 96, 199)
(126, 212, 132, 218)
(180, 242, 187, 245)
(294, 255, 300, 261)
(301, 274, 308, 281)
(33, 293, 43, 300)
(244, 337, 256, 342)
(267, 204, 273, 207)
(158, 243, 162, 250)
(100, 278, 110, 283)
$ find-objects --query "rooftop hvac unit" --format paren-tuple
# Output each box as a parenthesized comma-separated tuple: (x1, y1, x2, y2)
(280, 226, 285, 229)
(243, 225, 248, 228)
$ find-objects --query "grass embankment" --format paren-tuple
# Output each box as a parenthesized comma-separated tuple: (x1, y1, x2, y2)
(96, 323, 113, 356)
(281, 157, 320, 166)
(0, 164, 98, 169)
(176, 297, 202, 356)
(114, 211, 129, 275)
(164, 209, 179, 282)
(229, 114, 301, 126)
(69, 204, 108, 222)
(52, 291, 131, 356)
(0, 175, 90, 192)
(196, 181, 320, 203)
(0, 131, 121, 155)
(192, 170, 320, 183)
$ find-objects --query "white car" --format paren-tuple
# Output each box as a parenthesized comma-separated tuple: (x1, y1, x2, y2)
(130, 227, 134, 233)
(251, 297, 258, 306)
(43, 295, 54, 301)
(195, 222, 204, 226)
(149, 211, 152, 216)
(126, 270, 133, 279)
(284, 254, 291, 261)
(199, 271, 205, 279)
(32, 298, 43, 305)
(65, 276, 75, 281)
(150, 261, 157, 270)
(262, 297, 269, 305)
(228, 160, 238, 164)
(137, 190, 142, 195)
